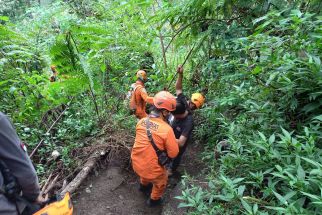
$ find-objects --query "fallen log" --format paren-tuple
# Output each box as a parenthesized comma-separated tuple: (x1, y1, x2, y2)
(60, 150, 107, 196)
(59, 133, 131, 196)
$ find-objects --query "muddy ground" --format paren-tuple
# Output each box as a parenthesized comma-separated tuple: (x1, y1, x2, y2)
(72, 139, 205, 215)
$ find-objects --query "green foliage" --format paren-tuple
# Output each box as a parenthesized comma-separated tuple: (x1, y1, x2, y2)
(167, 1, 322, 214)
(1, 1, 321, 212)
(0, 0, 40, 20)
(0, 0, 158, 180)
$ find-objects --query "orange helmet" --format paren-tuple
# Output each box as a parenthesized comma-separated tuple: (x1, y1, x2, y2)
(153, 91, 176, 111)
(136, 70, 147, 81)
(191, 93, 205, 109)
(50, 65, 56, 70)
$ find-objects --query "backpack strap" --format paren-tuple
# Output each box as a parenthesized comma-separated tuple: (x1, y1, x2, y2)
(146, 117, 162, 155)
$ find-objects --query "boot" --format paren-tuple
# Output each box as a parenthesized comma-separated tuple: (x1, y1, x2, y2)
(146, 198, 163, 207)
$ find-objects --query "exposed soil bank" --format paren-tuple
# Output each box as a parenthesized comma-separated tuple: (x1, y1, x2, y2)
(73, 139, 205, 215)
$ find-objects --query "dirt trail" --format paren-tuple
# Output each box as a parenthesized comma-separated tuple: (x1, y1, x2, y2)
(72, 138, 205, 215)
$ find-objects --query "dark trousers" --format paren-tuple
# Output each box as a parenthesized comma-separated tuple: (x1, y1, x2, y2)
(170, 142, 188, 171)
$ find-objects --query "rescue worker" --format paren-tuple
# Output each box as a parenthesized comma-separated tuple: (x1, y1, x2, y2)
(49, 65, 58, 82)
(0, 112, 46, 215)
(166, 65, 205, 176)
(131, 91, 179, 206)
(131, 70, 154, 119)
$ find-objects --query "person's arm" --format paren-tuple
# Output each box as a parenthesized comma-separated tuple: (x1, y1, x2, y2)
(0, 113, 40, 202)
(140, 87, 154, 104)
(176, 65, 183, 96)
(176, 136, 188, 147)
(165, 129, 179, 159)
(176, 116, 193, 148)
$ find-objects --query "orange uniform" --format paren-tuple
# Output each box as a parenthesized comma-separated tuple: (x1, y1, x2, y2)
(131, 116, 179, 200)
(133, 81, 154, 119)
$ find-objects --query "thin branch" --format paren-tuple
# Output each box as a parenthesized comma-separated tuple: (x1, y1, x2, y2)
(165, 42, 197, 90)
(164, 16, 242, 52)
(88, 86, 100, 119)
(152, 3, 168, 68)
(159, 32, 168, 68)
(30, 97, 74, 158)
(164, 19, 213, 52)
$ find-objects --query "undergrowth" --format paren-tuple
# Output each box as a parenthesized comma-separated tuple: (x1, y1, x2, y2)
(176, 9, 322, 215)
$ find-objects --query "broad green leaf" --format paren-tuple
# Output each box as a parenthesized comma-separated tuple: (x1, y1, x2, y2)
(238, 185, 246, 196)
(253, 15, 268, 25)
(251, 143, 268, 152)
(174, 195, 185, 200)
(195, 188, 202, 202)
(301, 157, 322, 168)
(0, 80, 10, 87)
(208, 181, 215, 189)
(271, 172, 288, 180)
(265, 206, 287, 212)
(233, 178, 245, 184)
(301, 191, 320, 200)
(178, 202, 194, 208)
(275, 165, 283, 172)
(269, 134, 275, 144)
(310, 33, 322, 39)
(258, 131, 266, 141)
(266, 72, 278, 86)
(310, 169, 322, 176)
(0, 16, 9, 21)
(302, 102, 322, 114)
(263, 168, 274, 175)
(291, 9, 302, 18)
(251, 66, 261, 75)
(284, 191, 297, 201)
(312, 201, 322, 205)
(280, 127, 291, 140)
(253, 204, 258, 214)
(284, 170, 296, 181)
(312, 115, 322, 122)
(241, 199, 252, 213)
(297, 165, 305, 180)
(273, 191, 288, 205)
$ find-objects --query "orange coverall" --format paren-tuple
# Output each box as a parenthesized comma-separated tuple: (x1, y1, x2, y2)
(131, 116, 179, 200)
(133, 81, 154, 119)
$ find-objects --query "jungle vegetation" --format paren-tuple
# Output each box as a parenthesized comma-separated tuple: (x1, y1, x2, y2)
(0, 0, 321, 214)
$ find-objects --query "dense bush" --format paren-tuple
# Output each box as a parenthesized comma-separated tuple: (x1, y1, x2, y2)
(169, 4, 322, 215)
(0, 0, 157, 179)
